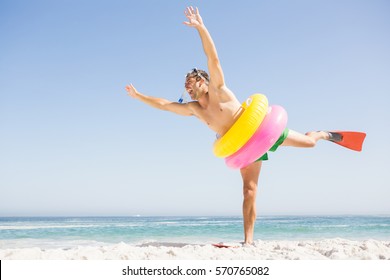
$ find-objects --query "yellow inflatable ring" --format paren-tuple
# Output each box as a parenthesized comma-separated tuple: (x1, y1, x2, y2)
(213, 94, 268, 158)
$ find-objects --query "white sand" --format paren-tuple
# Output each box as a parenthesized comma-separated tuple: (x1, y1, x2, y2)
(1, 238, 390, 260)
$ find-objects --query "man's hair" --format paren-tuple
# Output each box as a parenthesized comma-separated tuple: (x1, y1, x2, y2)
(186, 68, 209, 83)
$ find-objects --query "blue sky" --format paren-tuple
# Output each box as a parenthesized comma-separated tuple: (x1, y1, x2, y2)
(1, 0, 389, 216)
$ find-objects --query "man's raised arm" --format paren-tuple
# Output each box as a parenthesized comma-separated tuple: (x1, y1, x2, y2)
(183, 7, 225, 88)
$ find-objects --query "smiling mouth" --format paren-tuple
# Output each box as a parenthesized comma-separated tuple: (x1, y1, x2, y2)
(187, 90, 196, 100)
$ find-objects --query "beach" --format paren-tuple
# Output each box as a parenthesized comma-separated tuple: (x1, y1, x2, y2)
(1, 238, 390, 260)
(1, 216, 390, 260)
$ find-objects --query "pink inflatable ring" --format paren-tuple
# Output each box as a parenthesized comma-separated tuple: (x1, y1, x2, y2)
(225, 105, 288, 169)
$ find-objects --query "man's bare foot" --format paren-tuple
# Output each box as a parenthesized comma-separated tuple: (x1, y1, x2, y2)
(305, 131, 330, 141)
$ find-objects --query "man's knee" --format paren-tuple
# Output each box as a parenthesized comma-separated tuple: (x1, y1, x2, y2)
(243, 182, 257, 200)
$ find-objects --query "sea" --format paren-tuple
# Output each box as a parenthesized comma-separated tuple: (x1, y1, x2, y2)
(1, 216, 389, 249)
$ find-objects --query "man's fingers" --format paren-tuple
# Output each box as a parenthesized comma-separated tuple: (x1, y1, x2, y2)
(185, 6, 196, 15)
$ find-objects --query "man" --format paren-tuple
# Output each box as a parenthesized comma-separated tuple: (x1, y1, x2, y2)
(126, 7, 332, 244)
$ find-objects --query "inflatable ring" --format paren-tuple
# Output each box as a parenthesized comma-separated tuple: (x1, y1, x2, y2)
(225, 105, 288, 169)
(213, 94, 268, 158)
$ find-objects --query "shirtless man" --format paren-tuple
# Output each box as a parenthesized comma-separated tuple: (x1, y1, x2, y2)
(126, 7, 331, 244)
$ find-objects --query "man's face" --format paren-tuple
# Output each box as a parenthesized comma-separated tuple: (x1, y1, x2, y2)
(184, 76, 198, 99)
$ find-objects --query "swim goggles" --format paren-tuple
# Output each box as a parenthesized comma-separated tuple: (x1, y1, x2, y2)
(185, 68, 208, 82)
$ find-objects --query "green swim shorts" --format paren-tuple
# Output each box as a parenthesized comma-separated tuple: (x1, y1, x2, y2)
(256, 128, 289, 161)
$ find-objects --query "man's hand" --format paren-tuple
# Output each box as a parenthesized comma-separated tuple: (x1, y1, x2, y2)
(183, 6, 203, 28)
(125, 84, 139, 98)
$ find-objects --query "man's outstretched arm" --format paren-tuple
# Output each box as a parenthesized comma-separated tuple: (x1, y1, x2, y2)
(183, 6, 225, 89)
(125, 84, 193, 116)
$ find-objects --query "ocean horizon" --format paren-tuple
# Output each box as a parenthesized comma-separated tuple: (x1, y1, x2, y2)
(1, 215, 389, 250)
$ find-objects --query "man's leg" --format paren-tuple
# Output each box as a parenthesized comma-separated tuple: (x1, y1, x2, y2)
(240, 160, 262, 244)
(281, 130, 330, 148)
